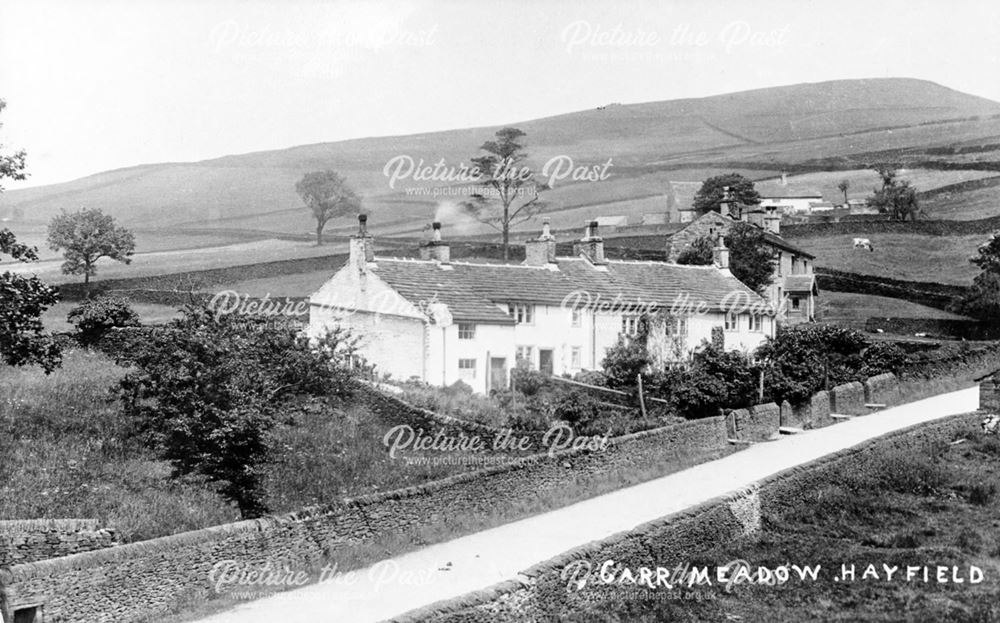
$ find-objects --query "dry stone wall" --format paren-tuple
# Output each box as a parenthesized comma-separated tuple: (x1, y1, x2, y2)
(404, 413, 979, 622)
(0, 393, 728, 623)
(0, 520, 114, 567)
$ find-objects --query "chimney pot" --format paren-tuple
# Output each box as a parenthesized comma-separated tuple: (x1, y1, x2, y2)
(350, 214, 374, 269)
(525, 218, 557, 266)
(420, 221, 450, 262)
(713, 234, 730, 270)
(574, 220, 606, 265)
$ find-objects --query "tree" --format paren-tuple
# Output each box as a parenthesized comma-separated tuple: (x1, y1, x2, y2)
(837, 179, 850, 204)
(676, 223, 775, 293)
(295, 170, 362, 245)
(0, 98, 61, 372)
(951, 231, 1000, 320)
(692, 173, 761, 217)
(867, 164, 920, 221)
(727, 222, 776, 293)
(47, 208, 135, 293)
(67, 295, 140, 346)
(0, 100, 27, 191)
(463, 127, 544, 260)
(117, 306, 359, 517)
(1, 232, 62, 372)
(675, 234, 714, 265)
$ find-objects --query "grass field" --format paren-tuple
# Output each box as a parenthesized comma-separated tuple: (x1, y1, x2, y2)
(2, 236, 348, 284)
(755, 168, 1000, 206)
(923, 178, 1000, 220)
(796, 233, 983, 285)
(40, 301, 182, 332)
(0, 350, 480, 542)
(573, 418, 1000, 622)
(818, 292, 970, 329)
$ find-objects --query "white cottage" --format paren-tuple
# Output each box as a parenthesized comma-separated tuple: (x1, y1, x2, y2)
(309, 216, 776, 394)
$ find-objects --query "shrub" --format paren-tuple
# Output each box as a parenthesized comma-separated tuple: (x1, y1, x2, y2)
(117, 305, 358, 517)
(648, 345, 759, 419)
(67, 295, 141, 346)
(757, 324, 872, 404)
(966, 481, 996, 506)
(551, 390, 602, 431)
(860, 341, 909, 377)
(601, 334, 650, 389)
(510, 361, 550, 397)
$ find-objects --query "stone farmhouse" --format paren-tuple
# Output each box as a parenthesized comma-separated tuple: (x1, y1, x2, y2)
(309, 216, 775, 393)
(665, 189, 819, 324)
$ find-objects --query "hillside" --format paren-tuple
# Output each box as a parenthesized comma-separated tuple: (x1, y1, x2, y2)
(3, 78, 1000, 238)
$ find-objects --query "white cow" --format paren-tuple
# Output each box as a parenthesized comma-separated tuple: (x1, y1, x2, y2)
(853, 238, 874, 252)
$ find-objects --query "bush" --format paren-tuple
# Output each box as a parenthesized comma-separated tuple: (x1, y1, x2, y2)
(510, 361, 550, 397)
(860, 341, 908, 377)
(68, 296, 141, 346)
(117, 305, 358, 517)
(647, 345, 759, 419)
(757, 324, 872, 404)
(601, 334, 650, 389)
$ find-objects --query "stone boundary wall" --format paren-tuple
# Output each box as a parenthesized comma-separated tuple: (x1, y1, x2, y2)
(730, 375, 905, 442)
(810, 390, 832, 427)
(0, 412, 728, 623)
(0, 520, 115, 567)
(831, 381, 866, 415)
(864, 373, 900, 406)
(904, 341, 1000, 382)
(733, 403, 780, 440)
(865, 317, 1000, 341)
(401, 412, 979, 622)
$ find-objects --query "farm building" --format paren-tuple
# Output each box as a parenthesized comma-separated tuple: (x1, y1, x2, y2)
(665, 190, 819, 325)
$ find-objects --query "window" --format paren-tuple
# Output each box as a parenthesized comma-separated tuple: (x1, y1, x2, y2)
(672, 317, 689, 338)
(516, 346, 534, 366)
(458, 358, 477, 380)
(458, 323, 476, 339)
(508, 303, 534, 324)
(621, 315, 641, 336)
(571, 308, 582, 327)
(792, 297, 800, 310)
(571, 346, 582, 368)
(750, 314, 763, 332)
(724, 313, 738, 331)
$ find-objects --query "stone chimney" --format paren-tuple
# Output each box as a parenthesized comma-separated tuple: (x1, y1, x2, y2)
(718, 186, 738, 219)
(712, 234, 730, 270)
(349, 214, 375, 272)
(573, 221, 606, 265)
(764, 205, 781, 235)
(744, 205, 765, 229)
(780, 171, 788, 186)
(419, 221, 450, 263)
(525, 217, 557, 266)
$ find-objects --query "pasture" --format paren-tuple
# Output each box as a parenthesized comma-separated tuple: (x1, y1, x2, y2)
(792, 233, 984, 285)
(817, 292, 969, 329)
(755, 168, 1000, 205)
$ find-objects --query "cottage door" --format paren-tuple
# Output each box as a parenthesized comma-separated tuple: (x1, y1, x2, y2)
(538, 349, 554, 376)
(489, 357, 508, 392)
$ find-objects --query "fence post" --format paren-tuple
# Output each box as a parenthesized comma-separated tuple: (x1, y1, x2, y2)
(637, 374, 648, 418)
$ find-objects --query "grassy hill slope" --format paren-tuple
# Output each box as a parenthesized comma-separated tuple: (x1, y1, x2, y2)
(3, 78, 999, 235)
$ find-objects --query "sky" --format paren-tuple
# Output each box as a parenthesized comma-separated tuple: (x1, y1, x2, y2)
(1, 0, 999, 189)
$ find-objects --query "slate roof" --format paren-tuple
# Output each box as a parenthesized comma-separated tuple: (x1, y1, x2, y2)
(761, 231, 816, 259)
(783, 274, 818, 293)
(368, 256, 769, 324)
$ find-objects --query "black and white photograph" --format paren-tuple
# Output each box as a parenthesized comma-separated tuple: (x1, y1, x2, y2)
(1, 1, 1000, 621)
